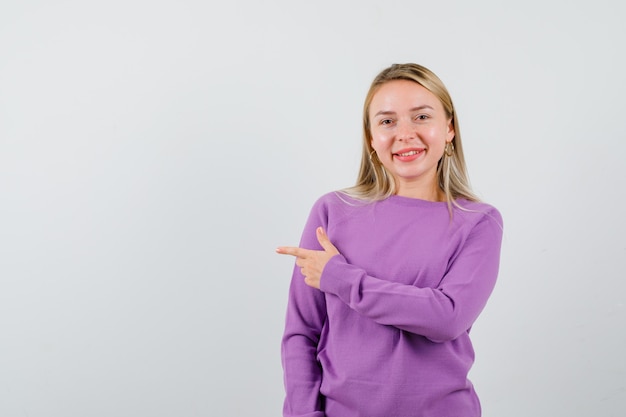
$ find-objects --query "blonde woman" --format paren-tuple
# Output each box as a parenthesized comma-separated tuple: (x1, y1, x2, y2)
(277, 63, 503, 417)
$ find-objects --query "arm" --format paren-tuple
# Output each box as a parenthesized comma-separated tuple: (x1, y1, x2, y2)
(320, 210, 503, 342)
(280, 204, 329, 417)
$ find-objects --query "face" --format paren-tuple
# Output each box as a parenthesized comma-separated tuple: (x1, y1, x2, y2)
(369, 79, 454, 198)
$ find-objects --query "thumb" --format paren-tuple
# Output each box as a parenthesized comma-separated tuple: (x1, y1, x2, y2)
(316, 227, 339, 254)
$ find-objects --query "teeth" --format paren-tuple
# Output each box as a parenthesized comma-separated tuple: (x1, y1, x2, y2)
(398, 150, 419, 156)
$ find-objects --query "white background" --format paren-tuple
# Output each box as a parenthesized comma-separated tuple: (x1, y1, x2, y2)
(1, 1, 624, 416)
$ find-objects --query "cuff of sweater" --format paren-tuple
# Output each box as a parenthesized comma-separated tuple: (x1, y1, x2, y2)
(319, 254, 359, 303)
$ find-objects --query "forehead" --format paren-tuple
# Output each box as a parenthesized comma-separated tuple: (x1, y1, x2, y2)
(369, 79, 442, 113)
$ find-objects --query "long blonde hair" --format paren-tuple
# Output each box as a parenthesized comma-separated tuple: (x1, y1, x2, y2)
(342, 63, 480, 209)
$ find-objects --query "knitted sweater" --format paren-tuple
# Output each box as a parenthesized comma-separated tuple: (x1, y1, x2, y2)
(281, 192, 503, 417)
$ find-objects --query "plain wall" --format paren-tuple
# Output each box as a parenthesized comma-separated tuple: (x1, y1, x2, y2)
(1, 0, 624, 416)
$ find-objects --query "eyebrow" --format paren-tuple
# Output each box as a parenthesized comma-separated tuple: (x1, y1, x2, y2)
(373, 105, 435, 117)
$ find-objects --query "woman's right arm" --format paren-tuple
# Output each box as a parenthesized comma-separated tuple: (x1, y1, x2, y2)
(280, 200, 329, 417)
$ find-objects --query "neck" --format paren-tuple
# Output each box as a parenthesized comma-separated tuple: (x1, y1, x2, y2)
(395, 177, 445, 202)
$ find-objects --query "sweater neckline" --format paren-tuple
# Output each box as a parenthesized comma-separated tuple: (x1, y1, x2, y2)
(385, 195, 451, 207)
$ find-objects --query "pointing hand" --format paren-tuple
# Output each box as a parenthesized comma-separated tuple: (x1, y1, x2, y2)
(276, 227, 339, 289)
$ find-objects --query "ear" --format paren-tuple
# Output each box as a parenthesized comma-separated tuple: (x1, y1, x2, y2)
(446, 118, 455, 143)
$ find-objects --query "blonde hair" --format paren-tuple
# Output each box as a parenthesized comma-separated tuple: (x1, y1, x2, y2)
(342, 63, 480, 209)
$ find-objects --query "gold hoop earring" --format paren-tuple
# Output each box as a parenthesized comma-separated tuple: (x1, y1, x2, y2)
(444, 142, 454, 157)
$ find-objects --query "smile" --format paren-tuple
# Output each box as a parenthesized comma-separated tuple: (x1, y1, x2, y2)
(396, 150, 420, 157)
(392, 148, 425, 162)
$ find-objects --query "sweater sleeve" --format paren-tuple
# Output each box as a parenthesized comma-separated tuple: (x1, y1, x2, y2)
(281, 200, 329, 417)
(319, 209, 503, 343)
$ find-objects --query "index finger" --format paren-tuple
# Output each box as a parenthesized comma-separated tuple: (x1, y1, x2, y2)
(275, 246, 308, 258)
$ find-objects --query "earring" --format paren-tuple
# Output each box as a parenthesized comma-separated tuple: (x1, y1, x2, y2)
(444, 142, 454, 157)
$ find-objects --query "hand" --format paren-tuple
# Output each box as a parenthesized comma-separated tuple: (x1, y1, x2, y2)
(276, 227, 340, 289)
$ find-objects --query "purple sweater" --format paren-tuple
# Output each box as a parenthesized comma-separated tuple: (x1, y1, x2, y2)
(281, 192, 503, 417)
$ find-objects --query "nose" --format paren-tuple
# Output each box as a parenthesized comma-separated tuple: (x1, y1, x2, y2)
(396, 120, 416, 141)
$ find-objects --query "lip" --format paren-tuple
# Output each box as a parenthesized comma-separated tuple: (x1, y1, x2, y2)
(392, 147, 425, 162)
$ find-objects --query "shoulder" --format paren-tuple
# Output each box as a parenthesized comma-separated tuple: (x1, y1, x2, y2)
(454, 199, 504, 230)
(307, 191, 371, 224)
(311, 191, 364, 211)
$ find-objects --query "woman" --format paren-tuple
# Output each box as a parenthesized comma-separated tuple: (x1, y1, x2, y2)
(277, 63, 503, 417)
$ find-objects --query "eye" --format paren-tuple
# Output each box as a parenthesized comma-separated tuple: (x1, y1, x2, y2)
(415, 114, 429, 121)
(379, 118, 394, 126)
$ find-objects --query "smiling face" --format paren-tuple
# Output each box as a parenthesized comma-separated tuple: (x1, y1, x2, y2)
(368, 79, 455, 200)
